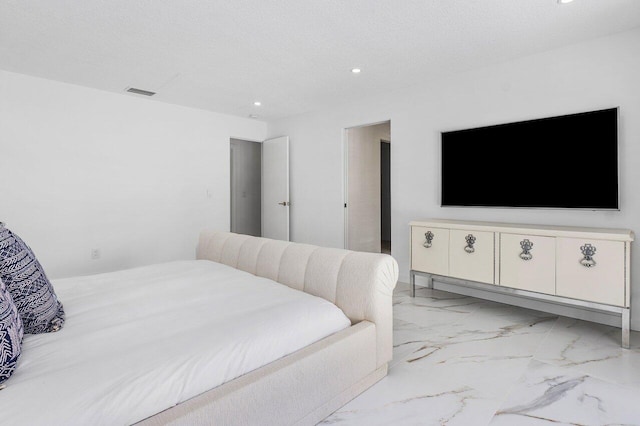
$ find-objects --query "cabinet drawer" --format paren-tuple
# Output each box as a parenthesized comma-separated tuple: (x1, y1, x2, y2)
(411, 226, 449, 275)
(449, 229, 494, 284)
(556, 237, 625, 306)
(500, 233, 555, 294)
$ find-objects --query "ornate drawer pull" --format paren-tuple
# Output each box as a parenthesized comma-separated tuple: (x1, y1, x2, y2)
(580, 244, 596, 268)
(464, 234, 476, 253)
(519, 239, 533, 261)
(423, 231, 434, 248)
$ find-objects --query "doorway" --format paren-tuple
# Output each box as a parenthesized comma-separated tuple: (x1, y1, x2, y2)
(380, 140, 391, 255)
(230, 136, 290, 240)
(344, 121, 391, 254)
(230, 138, 262, 237)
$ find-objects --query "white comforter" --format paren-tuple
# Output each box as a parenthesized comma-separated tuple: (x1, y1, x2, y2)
(0, 260, 351, 426)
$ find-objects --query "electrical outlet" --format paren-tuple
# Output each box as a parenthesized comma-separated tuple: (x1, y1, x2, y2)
(91, 249, 100, 260)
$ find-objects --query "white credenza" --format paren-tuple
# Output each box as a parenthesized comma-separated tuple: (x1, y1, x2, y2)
(410, 219, 634, 348)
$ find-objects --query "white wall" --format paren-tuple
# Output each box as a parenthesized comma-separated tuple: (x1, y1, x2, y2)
(0, 70, 267, 279)
(268, 28, 640, 329)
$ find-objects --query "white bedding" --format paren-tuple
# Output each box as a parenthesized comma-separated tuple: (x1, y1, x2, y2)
(0, 260, 351, 426)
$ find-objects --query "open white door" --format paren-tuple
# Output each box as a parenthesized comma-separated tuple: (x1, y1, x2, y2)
(262, 136, 290, 241)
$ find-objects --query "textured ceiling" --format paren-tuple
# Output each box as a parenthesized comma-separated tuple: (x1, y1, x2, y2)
(1, 0, 640, 120)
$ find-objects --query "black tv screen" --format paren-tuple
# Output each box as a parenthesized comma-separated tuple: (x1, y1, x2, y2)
(441, 108, 619, 210)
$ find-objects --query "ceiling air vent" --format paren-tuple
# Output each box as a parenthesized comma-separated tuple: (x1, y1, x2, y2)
(125, 87, 156, 96)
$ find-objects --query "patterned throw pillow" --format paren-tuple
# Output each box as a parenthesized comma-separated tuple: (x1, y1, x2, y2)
(0, 223, 65, 334)
(0, 278, 23, 385)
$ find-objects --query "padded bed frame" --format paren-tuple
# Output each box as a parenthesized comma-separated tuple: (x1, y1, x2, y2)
(136, 231, 398, 426)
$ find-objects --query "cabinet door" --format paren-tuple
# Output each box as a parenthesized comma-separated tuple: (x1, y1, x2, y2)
(411, 226, 449, 275)
(500, 233, 555, 294)
(556, 237, 625, 306)
(449, 229, 494, 284)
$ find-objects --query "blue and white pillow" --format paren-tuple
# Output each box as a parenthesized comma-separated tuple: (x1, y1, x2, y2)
(0, 277, 23, 385)
(0, 223, 65, 334)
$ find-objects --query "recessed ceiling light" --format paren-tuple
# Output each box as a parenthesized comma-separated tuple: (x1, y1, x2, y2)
(253, 101, 261, 106)
(351, 68, 361, 74)
(557, 0, 574, 4)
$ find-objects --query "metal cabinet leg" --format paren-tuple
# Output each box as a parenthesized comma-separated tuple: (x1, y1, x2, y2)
(622, 308, 631, 349)
(410, 271, 416, 297)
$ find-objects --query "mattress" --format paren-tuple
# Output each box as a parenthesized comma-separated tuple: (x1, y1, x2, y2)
(0, 260, 351, 426)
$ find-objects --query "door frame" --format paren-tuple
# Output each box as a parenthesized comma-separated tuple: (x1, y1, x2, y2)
(342, 120, 391, 250)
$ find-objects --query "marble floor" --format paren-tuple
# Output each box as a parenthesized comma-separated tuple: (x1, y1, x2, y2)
(320, 282, 640, 425)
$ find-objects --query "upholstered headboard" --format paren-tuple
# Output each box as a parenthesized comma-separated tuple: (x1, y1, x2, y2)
(196, 231, 398, 368)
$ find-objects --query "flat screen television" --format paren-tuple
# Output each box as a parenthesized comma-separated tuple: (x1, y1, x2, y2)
(440, 107, 619, 210)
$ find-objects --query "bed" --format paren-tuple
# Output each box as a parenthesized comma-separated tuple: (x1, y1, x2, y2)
(1, 230, 398, 425)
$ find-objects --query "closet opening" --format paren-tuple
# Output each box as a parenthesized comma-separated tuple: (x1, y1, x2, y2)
(230, 138, 262, 237)
(344, 120, 391, 255)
